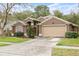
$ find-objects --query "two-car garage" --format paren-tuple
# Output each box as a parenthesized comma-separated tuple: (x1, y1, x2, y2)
(42, 24, 67, 37)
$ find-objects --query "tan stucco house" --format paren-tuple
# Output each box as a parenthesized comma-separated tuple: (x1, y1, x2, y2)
(11, 15, 79, 38)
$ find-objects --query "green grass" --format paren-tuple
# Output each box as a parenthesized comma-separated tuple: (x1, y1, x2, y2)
(0, 37, 30, 43)
(52, 48, 79, 56)
(0, 43, 9, 46)
(57, 38, 79, 46)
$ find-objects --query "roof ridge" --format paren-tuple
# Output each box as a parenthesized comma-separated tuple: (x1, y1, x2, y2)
(38, 15, 78, 26)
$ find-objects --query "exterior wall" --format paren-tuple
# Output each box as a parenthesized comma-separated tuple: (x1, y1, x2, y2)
(12, 26, 15, 33)
(37, 25, 39, 36)
(74, 27, 78, 33)
(39, 25, 42, 34)
(23, 26, 26, 33)
(67, 24, 78, 33)
(15, 25, 23, 32)
(42, 17, 66, 25)
(12, 22, 26, 33)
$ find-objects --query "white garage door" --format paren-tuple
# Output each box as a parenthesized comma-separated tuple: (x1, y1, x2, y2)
(42, 25, 66, 37)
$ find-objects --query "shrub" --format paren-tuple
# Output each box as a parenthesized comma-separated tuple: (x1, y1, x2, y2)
(14, 32, 24, 37)
(65, 32, 78, 38)
(27, 26, 35, 38)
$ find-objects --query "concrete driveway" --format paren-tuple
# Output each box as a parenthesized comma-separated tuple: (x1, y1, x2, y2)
(0, 38, 60, 56)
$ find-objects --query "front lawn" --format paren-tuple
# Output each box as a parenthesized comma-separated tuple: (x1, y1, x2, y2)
(0, 43, 9, 46)
(52, 48, 79, 56)
(57, 38, 79, 46)
(0, 37, 30, 43)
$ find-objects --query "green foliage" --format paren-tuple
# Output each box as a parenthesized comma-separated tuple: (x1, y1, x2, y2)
(14, 13, 27, 20)
(53, 10, 79, 25)
(53, 10, 63, 18)
(0, 37, 29, 43)
(63, 13, 79, 25)
(27, 26, 35, 38)
(52, 48, 79, 56)
(65, 32, 78, 38)
(14, 32, 24, 37)
(13, 5, 50, 19)
(0, 43, 9, 46)
(57, 38, 79, 46)
(31, 12, 39, 18)
(14, 11, 33, 20)
(34, 5, 50, 18)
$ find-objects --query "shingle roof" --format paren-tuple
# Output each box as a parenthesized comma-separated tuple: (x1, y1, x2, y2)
(23, 17, 40, 23)
(12, 20, 26, 26)
(38, 15, 78, 27)
(4, 20, 26, 30)
(38, 16, 51, 22)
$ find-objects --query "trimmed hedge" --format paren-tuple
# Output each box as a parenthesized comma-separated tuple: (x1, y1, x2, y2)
(14, 32, 24, 37)
(65, 32, 78, 38)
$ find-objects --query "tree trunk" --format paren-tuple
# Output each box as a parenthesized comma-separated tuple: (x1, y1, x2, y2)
(2, 3, 8, 30)
(1, 3, 9, 36)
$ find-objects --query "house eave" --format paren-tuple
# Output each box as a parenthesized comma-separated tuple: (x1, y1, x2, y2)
(38, 15, 79, 27)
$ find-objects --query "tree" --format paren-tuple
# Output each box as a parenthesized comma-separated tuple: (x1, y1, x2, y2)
(0, 3, 31, 30)
(14, 10, 33, 20)
(0, 3, 16, 30)
(34, 5, 50, 18)
(53, 10, 79, 25)
(31, 12, 39, 18)
(53, 10, 63, 18)
(62, 12, 79, 25)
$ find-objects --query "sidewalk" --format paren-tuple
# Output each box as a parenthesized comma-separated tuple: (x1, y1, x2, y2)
(55, 46, 79, 49)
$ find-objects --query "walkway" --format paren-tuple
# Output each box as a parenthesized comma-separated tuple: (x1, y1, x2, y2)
(55, 46, 79, 49)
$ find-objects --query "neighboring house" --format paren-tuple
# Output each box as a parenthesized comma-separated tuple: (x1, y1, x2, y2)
(11, 15, 79, 38)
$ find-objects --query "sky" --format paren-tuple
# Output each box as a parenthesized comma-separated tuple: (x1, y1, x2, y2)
(48, 3, 79, 14)
(30, 3, 79, 15)
(0, 3, 78, 15)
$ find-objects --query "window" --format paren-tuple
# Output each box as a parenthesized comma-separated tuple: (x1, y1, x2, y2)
(15, 25, 23, 32)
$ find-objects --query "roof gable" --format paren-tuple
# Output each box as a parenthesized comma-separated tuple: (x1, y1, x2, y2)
(23, 17, 40, 23)
(12, 20, 26, 26)
(38, 15, 78, 27)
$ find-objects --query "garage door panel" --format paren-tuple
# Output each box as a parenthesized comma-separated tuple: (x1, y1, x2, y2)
(42, 26, 66, 37)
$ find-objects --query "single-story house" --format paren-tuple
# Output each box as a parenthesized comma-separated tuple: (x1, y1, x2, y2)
(11, 15, 79, 38)
(12, 17, 40, 37)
